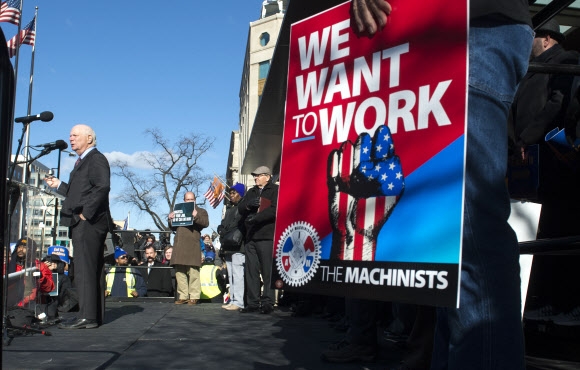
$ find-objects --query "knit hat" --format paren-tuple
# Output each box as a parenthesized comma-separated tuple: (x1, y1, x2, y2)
(230, 183, 245, 197)
(114, 246, 127, 259)
(47, 246, 70, 264)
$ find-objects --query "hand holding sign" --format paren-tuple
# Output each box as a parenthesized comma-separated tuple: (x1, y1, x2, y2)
(351, 0, 392, 36)
(327, 125, 404, 261)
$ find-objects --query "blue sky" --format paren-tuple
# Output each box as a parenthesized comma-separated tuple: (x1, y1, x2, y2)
(3, 1, 266, 233)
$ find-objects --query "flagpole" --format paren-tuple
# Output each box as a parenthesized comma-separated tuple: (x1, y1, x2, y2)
(18, 6, 37, 237)
(213, 173, 230, 189)
(128, 211, 131, 229)
(11, 0, 23, 92)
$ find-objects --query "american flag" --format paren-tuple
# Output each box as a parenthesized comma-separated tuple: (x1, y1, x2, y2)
(0, 0, 21, 26)
(203, 176, 225, 209)
(6, 16, 34, 58)
(329, 125, 404, 261)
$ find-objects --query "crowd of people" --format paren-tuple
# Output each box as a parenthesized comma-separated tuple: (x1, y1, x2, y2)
(5, 0, 579, 368)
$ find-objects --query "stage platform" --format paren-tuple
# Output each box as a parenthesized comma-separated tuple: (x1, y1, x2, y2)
(2, 301, 579, 369)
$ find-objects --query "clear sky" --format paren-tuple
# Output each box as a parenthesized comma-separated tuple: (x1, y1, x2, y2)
(3, 1, 266, 233)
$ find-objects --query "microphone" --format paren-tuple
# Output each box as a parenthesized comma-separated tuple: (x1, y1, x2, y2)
(34, 140, 68, 151)
(14, 111, 54, 124)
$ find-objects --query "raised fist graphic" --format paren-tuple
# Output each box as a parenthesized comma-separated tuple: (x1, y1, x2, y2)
(327, 125, 405, 261)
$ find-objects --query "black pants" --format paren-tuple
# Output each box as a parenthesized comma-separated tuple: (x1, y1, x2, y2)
(244, 239, 274, 308)
(70, 213, 108, 323)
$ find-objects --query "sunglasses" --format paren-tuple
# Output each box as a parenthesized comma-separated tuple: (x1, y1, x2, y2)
(118, 255, 128, 259)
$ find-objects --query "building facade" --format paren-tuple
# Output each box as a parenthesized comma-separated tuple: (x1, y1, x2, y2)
(226, 0, 287, 189)
(9, 155, 71, 256)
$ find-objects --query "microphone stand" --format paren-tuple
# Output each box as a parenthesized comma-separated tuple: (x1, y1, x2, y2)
(3, 128, 54, 345)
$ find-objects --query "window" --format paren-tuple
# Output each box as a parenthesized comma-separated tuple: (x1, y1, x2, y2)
(58, 230, 68, 237)
(259, 32, 270, 47)
(259, 60, 270, 79)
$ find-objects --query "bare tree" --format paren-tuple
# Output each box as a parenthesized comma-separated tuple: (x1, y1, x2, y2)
(111, 128, 215, 230)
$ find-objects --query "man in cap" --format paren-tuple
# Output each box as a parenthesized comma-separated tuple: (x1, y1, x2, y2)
(238, 166, 278, 314)
(104, 247, 147, 298)
(8, 238, 55, 308)
(508, 18, 580, 324)
(510, 18, 579, 152)
(44, 246, 73, 320)
(218, 183, 247, 311)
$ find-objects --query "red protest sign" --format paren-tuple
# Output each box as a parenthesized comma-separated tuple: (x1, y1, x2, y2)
(274, 0, 467, 307)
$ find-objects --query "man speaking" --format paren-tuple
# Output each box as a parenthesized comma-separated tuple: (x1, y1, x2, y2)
(45, 124, 112, 329)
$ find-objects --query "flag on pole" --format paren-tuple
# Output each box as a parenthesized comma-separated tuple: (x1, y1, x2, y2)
(6, 16, 35, 58)
(204, 176, 225, 208)
(122, 217, 128, 230)
(0, 0, 21, 26)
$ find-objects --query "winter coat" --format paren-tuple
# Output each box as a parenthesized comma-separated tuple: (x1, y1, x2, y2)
(170, 206, 209, 267)
(510, 44, 580, 147)
(217, 203, 246, 254)
(238, 181, 278, 241)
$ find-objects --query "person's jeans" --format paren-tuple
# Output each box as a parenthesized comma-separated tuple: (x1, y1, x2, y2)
(431, 20, 533, 370)
(225, 252, 246, 308)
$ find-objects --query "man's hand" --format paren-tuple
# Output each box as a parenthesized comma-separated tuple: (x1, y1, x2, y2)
(168, 211, 175, 220)
(192, 208, 198, 219)
(80, 214, 86, 221)
(247, 197, 260, 210)
(327, 125, 404, 261)
(105, 290, 110, 297)
(44, 175, 61, 189)
(131, 290, 139, 297)
(352, 0, 392, 36)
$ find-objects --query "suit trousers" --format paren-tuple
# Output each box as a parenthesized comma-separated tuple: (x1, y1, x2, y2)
(244, 239, 274, 308)
(70, 213, 108, 323)
(174, 265, 201, 300)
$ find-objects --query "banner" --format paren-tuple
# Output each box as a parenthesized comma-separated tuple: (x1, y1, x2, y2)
(273, 0, 468, 307)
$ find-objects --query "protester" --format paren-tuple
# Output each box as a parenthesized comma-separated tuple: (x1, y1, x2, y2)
(105, 247, 147, 298)
(8, 238, 54, 309)
(42, 246, 73, 321)
(142, 244, 174, 297)
(218, 183, 246, 311)
(345, 1, 533, 368)
(509, 19, 580, 324)
(169, 191, 209, 305)
(162, 245, 173, 266)
(238, 166, 278, 314)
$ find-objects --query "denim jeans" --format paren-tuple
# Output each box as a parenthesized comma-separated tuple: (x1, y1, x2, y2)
(431, 20, 533, 370)
(225, 252, 245, 308)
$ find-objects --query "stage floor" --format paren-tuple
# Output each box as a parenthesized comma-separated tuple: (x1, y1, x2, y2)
(2, 301, 579, 369)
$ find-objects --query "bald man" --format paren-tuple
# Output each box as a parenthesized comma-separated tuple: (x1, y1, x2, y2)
(45, 124, 112, 329)
(169, 191, 209, 305)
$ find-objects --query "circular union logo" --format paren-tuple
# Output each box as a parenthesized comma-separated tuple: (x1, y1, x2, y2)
(276, 221, 321, 287)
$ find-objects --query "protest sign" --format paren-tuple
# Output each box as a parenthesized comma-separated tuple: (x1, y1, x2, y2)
(273, 0, 467, 307)
(172, 202, 195, 227)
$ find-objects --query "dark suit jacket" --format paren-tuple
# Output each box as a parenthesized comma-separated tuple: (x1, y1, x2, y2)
(57, 148, 111, 227)
(144, 261, 174, 297)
